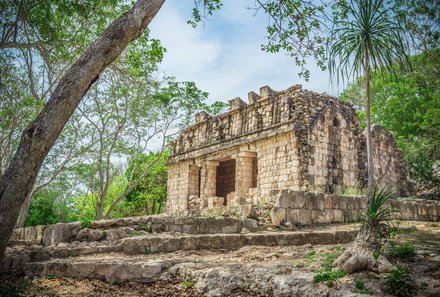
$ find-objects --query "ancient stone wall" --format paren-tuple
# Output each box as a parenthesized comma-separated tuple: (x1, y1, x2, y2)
(254, 133, 301, 196)
(270, 190, 439, 226)
(167, 160, 190, 212)
(307, 103, 362, 193)
(369, 125, 415, 196)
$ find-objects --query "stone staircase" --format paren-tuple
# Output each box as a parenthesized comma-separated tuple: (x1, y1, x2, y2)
(3, 216, 358, 284)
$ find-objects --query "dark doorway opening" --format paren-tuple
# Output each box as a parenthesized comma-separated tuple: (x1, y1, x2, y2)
(216, 159, 236, 205)
(252, 157, 258, 188)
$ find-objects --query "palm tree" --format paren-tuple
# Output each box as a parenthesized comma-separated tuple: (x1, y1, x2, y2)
(327, 0, 410, 273)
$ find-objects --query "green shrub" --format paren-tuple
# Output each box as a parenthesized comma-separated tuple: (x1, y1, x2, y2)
(0, 281, 28, 297)
(80, 217, 93, 229)
(383, 266, 417, 297)
(182, 280, 194, 289)
(354, 278, 374, 295)
(388, 242, 417, 261)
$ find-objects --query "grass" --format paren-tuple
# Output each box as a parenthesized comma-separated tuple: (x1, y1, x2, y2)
(354, 278, 374, 295)
(312, 251, 345, 287)
(335, 183, 366, 196)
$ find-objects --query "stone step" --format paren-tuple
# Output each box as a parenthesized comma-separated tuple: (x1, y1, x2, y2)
(10, 216, 261, 247)
(3, 229, 357, 272)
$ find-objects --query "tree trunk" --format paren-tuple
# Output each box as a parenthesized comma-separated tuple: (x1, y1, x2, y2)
(15, 191, 35, 228)
(334, 52, 388, 274)
(364, 53, 375, 200)
(0, 0, 165, 260)
(152, 199, 156, 214)
(333, 220, 392, 274)
(145, 201, 150, 216)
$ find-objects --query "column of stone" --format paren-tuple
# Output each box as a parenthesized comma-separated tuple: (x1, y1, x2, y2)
(203, 161, 219, 198)
(235, 151, 257, 203)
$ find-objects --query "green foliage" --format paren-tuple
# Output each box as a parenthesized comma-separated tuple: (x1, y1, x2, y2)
(24, 189, 60, 227)
(362, 185, 397, 240)
(328, 0, 410, 84)
(181, 280, 194, 289)
(112, 151, 168, 218)
(341, 51, 440, 190)
(0, 281, 28, 297)
(354, 278, 374, 295)
(80, 217, 92, 229)
(388, 242, 417, 261)
(383, 266, 417, 297)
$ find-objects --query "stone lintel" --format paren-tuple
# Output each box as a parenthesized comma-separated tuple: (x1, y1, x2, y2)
(248, 91, 260, 103)
(240, 144, 256, 152)
(229, 97, 247, 111)
(238, 151, 257, 158)
(195, 111, 211, 123)
(206, 160, 220, 166)
(259, 85, 274, 98)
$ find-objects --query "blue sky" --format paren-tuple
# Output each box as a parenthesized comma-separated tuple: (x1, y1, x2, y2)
(149, 0, 343, 105)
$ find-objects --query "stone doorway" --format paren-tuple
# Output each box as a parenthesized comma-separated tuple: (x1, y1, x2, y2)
(216, 159, 236, 205)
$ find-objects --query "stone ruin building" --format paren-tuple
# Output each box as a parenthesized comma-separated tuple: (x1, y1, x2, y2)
(166, 85, 415, 213)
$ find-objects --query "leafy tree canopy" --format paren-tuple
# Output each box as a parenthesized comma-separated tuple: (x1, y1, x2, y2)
(341, 50, 440, 190)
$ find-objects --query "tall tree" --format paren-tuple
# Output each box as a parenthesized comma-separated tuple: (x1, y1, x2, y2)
(0, 0, 165, 260)
(327, 0, 410, 273)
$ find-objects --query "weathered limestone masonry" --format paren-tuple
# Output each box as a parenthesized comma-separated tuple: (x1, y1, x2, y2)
(167, 84, 414, 213)
(269, 190, 440, 226)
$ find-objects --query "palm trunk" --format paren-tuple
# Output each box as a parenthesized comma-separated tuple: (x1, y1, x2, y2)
(334, 52, 388, 274)
(365, 52, 375, 201)
(0, 0, 165, 261)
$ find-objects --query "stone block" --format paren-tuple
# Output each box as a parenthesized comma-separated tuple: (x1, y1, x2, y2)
(195, 111, 211, 123)
(242, 218, 260, 232)
(42, 223, 73, 246)
(333, 209, 344, 223)
(286, 209, 300, 224)
(248, 91, 260, 103)
(270, 207, 286, 226)
(229, 97, 246, 110)
(324, 195, 333, 209)
(260, 85, 274, 98)
(291, 192, 306, 208)
(305, 192, 318, 209)
(298, 210, 312, 225)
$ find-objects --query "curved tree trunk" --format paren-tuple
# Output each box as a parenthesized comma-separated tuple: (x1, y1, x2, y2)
(334, 221, 392, 274)
(0, 0, 165, 260)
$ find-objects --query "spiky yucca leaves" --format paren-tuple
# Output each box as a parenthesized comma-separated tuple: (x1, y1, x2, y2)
(362, 185, 398, 242)
(328, 0, 410, 84)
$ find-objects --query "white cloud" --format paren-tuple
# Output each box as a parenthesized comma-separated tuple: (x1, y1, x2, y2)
(149, 0, 341, 105)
